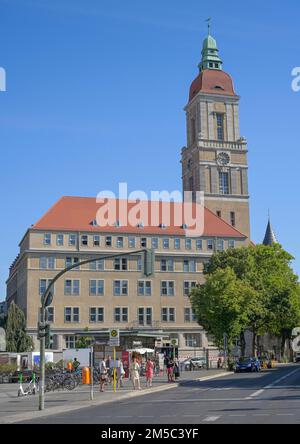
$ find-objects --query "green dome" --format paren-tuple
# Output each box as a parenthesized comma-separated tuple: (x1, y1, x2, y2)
(199, 33, 223, 72)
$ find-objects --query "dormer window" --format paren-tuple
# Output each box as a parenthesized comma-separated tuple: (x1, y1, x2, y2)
(214, 85, 224, 90)
(160, 223, 167, 229)
(91, 219, 98, 227)
(137, 222, 144, 229)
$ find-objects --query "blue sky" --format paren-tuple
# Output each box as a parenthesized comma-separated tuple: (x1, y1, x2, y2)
(0, 0, 299, 300)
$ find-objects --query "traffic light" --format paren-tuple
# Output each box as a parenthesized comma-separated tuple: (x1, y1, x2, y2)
(144, 249, 155, 277)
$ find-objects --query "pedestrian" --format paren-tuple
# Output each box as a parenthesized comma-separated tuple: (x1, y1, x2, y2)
(130, 357, 141, 390)
(173, 359, 180, 381)
(116, 358, 125, 388)
(166, 358, 174, 382)
(99, 356, 108, 392)
(72, 357, 80, 372)
(146, 358, 154, 388)
(106, 356, 113, 384)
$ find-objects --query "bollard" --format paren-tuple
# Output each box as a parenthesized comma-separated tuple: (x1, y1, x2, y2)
(82, 367, 91, 385)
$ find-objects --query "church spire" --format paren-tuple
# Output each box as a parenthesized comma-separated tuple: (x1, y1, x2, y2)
(198, 24, 223, 73)
(262, 216, 278, 246)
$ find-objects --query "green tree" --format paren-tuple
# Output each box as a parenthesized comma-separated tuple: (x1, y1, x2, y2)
(75, 328, 93, 348)
(5, 302, 33, 352)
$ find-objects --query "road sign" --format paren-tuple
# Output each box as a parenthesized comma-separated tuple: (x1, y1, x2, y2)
(170, 338, 178, 347)
(109, 328, 120, 346)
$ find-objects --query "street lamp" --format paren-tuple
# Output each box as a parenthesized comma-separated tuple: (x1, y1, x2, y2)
(38, 248, 154, 411)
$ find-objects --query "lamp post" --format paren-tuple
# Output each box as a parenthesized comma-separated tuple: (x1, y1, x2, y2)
(38, 248, 154, 411)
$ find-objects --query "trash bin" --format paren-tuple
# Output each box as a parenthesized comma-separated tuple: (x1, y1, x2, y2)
(82, 367, 91, 385)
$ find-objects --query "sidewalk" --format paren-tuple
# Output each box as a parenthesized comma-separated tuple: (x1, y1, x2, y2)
(0, 369, 230, 423)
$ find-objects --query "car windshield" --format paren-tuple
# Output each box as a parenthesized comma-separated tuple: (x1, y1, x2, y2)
(238, 358, 251, 363)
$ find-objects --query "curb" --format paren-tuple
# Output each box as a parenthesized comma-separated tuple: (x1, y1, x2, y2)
(0, 371, 232, 424)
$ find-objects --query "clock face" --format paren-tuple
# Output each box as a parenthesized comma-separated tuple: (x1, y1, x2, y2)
(217, 152, 230, 166)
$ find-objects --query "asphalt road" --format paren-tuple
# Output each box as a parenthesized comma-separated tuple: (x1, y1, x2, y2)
(19, 364, 300, 424)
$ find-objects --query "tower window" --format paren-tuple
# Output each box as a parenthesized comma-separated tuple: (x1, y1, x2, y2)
(230, 212, 236, 227)
(209, 62, 213, 68)
(191, 118, 196, 144)
(216, 113, 224, 141)
(219, 172, 229, 195)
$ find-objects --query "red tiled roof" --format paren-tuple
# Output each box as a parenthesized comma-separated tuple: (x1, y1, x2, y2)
(32, 196, 247, 239)
(189, 69, 236, 102)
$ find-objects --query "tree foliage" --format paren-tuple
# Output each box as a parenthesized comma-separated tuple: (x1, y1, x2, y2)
(191, 244, 300, 356)
(5, 302, 34, 353)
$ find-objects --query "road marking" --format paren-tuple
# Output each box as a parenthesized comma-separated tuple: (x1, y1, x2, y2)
(245, 367, 300, 400)
(138, 416, 154, 418)
(253, 414, 269, 416)
(116, 415, 133, 418)
(203, 416, 220, 422)
(276, 413, 294, 416)
(183, 415, 199, 418)
(229, 414, 246, 417)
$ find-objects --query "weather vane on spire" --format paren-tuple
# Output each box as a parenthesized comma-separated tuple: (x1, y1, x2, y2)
(205, 17, 211, 35)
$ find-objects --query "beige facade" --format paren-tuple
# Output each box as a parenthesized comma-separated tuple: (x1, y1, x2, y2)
(6, 227, 247, 356)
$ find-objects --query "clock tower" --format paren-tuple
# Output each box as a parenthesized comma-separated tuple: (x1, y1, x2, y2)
(182, 31, 250, 239)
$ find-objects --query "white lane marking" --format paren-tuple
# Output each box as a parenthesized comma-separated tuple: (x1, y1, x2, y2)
(203, 416, 220, 422)
(245, 367, 300, 400)
(183, 415, 200, 417)
(253, 414, 269, 416)
(116, 415, 133, 418)
(197, 372, 234, 382)
(229, 414, 246, 417)
(276, 413, 294, 416)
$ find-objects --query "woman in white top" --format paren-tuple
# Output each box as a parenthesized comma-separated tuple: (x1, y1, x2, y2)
(99, 357, 108, 392)
(129, 357, 141, 390)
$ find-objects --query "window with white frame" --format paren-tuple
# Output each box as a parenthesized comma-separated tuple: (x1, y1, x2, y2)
(39, 279, 54, 296)
(174, 238, 181, 249)
(105, 236, 112, 247)
(93, 235, 100, 247)
(114, 307, 128, 323)
(140, 237, 147, 248)
(89, 259, 104, 271)
(163, 238, 170, 249)
(129, 236, 136, 248)
(228, 239, 235, 249)
(40, 257, 55, 270)
(216, 239, 224, 251)
(46, 307, 54, 323)
(65, 257, 79, 270)
(160, 258, 174, 272)
(184, 281, 197, 297)
(81, 235, 88, 246)
(64, 280, 80, 295)
(114, 258, 128, 271)
(69, 234, 77, 246)
(89, 280, 104, 296)
(185, 334, 201, 347)
(116, 237, 124, 248)
(161, 307, 176, 322)
(89, 307, 104, 323)
(64, 307, 80, 323)
(138, 307, 152, 326)
(56, 234, 64, 246)
(137, 256, 142, 272)
(196, 239, 203, 250)
(184, 307, 197, 323)
(65, 335, 78, 349)
(114, 280, 128, 296)
(151, 238, 158, 249)
(161, 281, 175, 296)
(183, 259, 196, 273)
(207, 239, 214, 250)
(219, 172, 229, 195)
(138, 280, 152, 296)
(185, 238, 192, 250)
(44, 233, 51, 246)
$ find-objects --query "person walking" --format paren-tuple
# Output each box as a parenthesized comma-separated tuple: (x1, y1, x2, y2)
(173, 359, 180, 381)
(166, 358, 174, 382)
(116, 358, 125, 388)
(72, 357, 80, 372)
(99, 356, 108, 392)
(106, 356, 113, 384)
(145, 358, 154, 388)
(130, 357, 141, 390)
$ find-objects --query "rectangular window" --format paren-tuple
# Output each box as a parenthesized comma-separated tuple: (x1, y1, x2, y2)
(44, 233, 51, 246)
(64, 280, 80, 295)
(64, 307, 80, 323)
(40, 257, 55, 270)
(65, 257, 79, 270)
(228, 239, 235, 249)
(137, 256, 142, 272)
(114, 307, 128, 323)
(191, 117, 196, 144)
(46, 307, 54, 323)
(138, 280, 152, 296)
(89, 307, 104, 323)
(93, 235, 100, 247)
(216, 210, 222, 218)
(89, 280, 104, 296)
(219, 172, 229, 195)
(81, 235, 88, 246)
(141, 237, 147, 248)
(114, 280, 128, 296)
(39, 279, 54, 296)
(161, 307, 176, 323)
(129, 236, 136, 248)
(216, 113, 224, 141)
(138, 307, 152, 326)
(207, 239, 214, 251)
(216, 239, 224, 251)
(161, 281, 175, 296)
(114, 258, 128, 271)
(89, 259, 104, 271)
(69, 234, 77, 246)
(65, 335, 77, 349)
(230, 212, 236, 227)
(184, 281, 197, 297)
(151, 238, 158, 249)
(184, 260, 196, 272)
(116, 237, 124, 248)
(105, 236, 112, 247)
(56, 234, 64, 246)
(160, 258, 174, 272)
(163, 238, 170, 249)
(174, 238, 181, 249)
(185, 238, 192, 250)
(196, 239, 203, 250)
